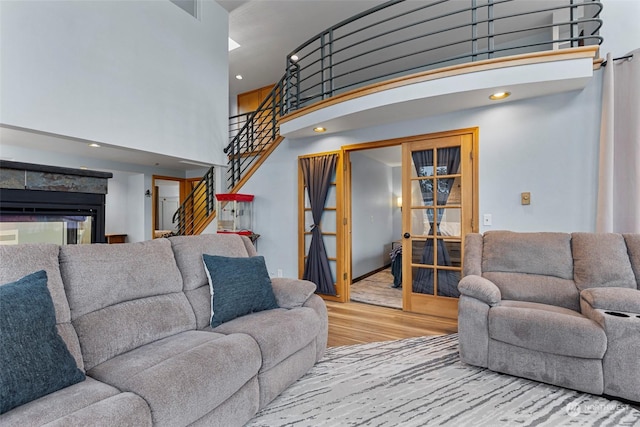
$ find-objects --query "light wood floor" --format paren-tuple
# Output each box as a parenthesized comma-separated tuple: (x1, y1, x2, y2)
(325, 300, 458, 347)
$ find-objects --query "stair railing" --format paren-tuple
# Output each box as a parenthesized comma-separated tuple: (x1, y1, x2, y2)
(173, 166, 215, 235)
(224, 74, 287, 191)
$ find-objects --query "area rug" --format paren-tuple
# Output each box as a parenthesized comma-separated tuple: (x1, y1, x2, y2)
(246, 334, 640, 427)
(350, 268, 402, 309)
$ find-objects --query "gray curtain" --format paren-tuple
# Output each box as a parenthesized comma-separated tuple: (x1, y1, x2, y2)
(300, 154, 338, 296)
(596, 49, 640, 233)
(411, 147, 461, 297)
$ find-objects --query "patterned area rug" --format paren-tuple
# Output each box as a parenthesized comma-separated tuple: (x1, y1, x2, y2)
(350, 268, 402, 309)
(246, 334, 640, 427)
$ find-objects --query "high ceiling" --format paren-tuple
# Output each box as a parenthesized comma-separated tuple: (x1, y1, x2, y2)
(217, 0, 387, 99)
(2, 0, 589, 173)
(217, 0, 574, 101)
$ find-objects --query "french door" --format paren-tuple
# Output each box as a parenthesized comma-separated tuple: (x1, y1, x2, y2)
(401, 129, 477, 319)
(298, 151, 347, 302)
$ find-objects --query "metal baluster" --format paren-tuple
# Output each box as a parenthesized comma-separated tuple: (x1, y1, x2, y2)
(488, 0, 494, 59)
(471, 0, 478, 61)
(570, 0, 578, 48)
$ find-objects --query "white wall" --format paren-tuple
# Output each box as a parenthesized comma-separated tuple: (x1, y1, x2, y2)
(241, 71, 603, 278)
(350, 153, 394, 278)
(599, 0, 640, 58)
(105, 172, 131, 237)
(129, 174, 149, 243)
(391, 166, 403, 240)
(0, 0, 228, 165)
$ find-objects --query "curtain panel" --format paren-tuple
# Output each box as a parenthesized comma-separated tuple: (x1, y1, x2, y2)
(596, 49, 640, 233)
(411, 147, 461, 297)
(300, 154, 338, 296)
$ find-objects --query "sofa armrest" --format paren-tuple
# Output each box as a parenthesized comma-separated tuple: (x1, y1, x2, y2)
(458, 275, 501, 306)
(580, 287, 640, 314)
(270, 278, 317, 309)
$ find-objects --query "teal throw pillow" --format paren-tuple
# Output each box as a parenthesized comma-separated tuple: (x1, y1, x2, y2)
(203, 255, 279, 328)
(0, 270, 85, 414)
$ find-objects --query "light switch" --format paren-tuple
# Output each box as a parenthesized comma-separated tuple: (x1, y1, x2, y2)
(483, 214, 492, 226)
(521, 192, 531, 205)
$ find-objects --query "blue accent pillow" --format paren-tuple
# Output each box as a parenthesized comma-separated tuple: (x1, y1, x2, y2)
(0, 270, 85, 414)
(203, 255, 279, 328)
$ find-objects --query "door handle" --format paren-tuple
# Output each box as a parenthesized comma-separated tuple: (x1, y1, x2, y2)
(403, 232, 410, 239)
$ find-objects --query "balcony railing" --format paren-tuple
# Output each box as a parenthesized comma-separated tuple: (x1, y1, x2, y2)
(224, 0, 602, 192)
(283, 0, 602, 111)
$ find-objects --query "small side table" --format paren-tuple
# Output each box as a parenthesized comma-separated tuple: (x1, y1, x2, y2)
(105, 234, 127, 244)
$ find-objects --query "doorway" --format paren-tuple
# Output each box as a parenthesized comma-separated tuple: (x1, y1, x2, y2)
(348, 146, 403, 309)
(151, 176, 187, 238)
(342, 128, 478, 318)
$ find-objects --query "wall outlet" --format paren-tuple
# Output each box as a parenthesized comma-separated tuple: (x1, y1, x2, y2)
(483, 214, 492, 226)
(277, 269, 283, 278)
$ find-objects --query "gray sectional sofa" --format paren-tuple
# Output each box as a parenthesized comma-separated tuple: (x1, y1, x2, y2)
(458, 231, 640, 403)
(0, 234, 328, 426)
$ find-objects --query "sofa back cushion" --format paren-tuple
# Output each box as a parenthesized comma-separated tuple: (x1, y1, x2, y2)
(572, 233, 637, 291)
(481, 231, 580, 310)
(60, 239, 196, 370)
(462, 233, 483, 277)
(169, 234, 256, 329)
(0, 244, 84, 370)
(623, 234, 640, 288)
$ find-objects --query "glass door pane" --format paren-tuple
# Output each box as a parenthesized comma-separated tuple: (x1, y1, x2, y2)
(402, 132, 474, 319)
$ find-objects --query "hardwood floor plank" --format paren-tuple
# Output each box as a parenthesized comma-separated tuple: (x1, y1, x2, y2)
(325, 300, 458, 347)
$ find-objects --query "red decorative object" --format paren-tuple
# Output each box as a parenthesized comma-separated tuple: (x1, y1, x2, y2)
(215, 193, 254, 235)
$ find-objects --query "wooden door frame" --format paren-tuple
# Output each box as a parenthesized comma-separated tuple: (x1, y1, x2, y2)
(151, 176, 189, 239)
(341, 128, 479, 310)
(298, 151, 345, 302)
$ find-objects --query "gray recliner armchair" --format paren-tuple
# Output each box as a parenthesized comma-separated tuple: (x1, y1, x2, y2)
(457, 231, 640, 403)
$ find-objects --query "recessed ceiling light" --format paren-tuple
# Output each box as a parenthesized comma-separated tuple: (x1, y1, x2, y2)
(88, 143, 100, 148)
(228, 38, 240, 52)
(290, 54, 299, 62)
(489, 91, 511, 100)
(235, 74, 243, 80)
(313, 126, 326, 133)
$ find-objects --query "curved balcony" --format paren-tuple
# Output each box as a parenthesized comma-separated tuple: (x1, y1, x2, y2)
(225, 0, 603, 190)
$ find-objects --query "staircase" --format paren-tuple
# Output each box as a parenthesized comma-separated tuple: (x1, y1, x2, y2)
(172, 166, 215, 236)
(225, 74, 291, 191)
(171, 0, 603, 236)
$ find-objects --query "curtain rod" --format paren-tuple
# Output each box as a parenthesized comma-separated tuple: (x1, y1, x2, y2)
(601, 53, 634, 67)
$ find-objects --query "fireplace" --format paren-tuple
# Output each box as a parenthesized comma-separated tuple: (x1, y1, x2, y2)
(0, 161, 112, 244)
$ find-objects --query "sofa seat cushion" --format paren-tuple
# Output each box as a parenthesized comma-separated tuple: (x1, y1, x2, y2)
(489, 301, 607, 359)
(88, 330, 261, 427)
(212, 307, 321, 372)
(0, 377, 150, 426)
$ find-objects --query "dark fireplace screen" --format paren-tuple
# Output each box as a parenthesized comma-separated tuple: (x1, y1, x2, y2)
(0, 214, 93, 245)
(0, 189, 106, 245)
